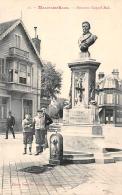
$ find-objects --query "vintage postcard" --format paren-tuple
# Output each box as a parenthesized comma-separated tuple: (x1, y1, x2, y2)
(0, 0, 122, 195)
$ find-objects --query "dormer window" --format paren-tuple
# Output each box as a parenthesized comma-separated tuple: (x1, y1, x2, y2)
(15, 34, 21, 48)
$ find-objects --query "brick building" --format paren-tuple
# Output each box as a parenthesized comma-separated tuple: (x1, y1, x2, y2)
(0, 19, 42, 131)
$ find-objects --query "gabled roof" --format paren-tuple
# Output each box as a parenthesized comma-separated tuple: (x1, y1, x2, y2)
(0, 19, 43, 66)
(0, 19, 19, 36)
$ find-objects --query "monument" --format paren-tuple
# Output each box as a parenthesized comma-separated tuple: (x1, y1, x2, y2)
(63, 21, 100, 125)
(61, 21, 106, 163)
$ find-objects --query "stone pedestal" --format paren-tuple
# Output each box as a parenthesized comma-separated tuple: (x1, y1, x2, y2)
(63, 58, 100, 126)
(62, 58, 109, 163)
(69, 58, 100, 108)
(63, 106, 92, 125)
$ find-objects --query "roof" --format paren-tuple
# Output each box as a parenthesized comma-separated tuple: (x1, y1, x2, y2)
(97, 74, 122, 90)
(0, 19, 43, 66)
(0, 19, 19, 36)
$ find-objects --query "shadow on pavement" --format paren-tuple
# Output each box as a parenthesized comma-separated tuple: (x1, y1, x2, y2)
(19, 164, 55, 174)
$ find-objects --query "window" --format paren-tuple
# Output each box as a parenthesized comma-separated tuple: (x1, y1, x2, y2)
(0, 58, 4, 74)
(19, 63, 27, 84)
(120, 94, 122, 105)
(8, 62, 13, 82)
(19, 77, 26, 84)
(116, 94, 119, 104)
(107, 94, 113, 104)
(0, 58, 6, 81)
(0, 97, 8, 119)
(15, 61, 19, 73)
(27, 66, 31, 85)
(32, 67, 34, 87)
(15, 34, 21, 48)
(28, 66, 31, 76)
(99, 93, 103, 105)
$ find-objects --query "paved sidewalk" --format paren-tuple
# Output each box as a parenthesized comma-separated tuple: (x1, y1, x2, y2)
(0, 133, 122, 195)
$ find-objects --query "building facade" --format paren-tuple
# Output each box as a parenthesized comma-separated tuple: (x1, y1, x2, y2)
(96, 69, 122, 126)
(0, 19, 42, 131)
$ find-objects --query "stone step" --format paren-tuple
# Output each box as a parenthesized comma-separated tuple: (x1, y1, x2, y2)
(104, 151, 122, 162)
(63, 157, 95, 164)
(95, 157, 115, 164)
(63, 152, 95, 164)
(64, 151, 94, 156)
(63, 152, 94, 159)
(114, 156, 122, 161)
(94, 153, 115, 164)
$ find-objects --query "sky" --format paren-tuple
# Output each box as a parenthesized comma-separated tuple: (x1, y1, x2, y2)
(0, 0, 122, 98)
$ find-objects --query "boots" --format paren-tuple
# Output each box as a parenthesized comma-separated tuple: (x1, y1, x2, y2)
(5, 132, 8, 139)
(23, 148, 27, 155)
(35, 146, 40, 155)
(29, 147, 32, 155)
(12, 132, 15, 139)
(39, 146, 43, 153)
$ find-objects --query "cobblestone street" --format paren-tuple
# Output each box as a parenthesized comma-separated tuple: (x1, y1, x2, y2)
(0, 133, 122, 195)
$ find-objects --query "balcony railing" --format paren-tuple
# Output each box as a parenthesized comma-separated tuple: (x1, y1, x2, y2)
(9, 47, 29, 59)
(7, 82, 33, 93)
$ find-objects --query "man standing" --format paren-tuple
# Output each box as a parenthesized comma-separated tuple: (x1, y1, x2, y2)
(5, 111, 15, 139)
(41, 107, 53, 148)
(33, 109, 53, 155)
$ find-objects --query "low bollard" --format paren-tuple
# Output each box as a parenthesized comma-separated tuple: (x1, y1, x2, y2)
(49, 131, 63, 165)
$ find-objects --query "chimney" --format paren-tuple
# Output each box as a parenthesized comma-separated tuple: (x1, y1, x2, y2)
(32, 27, 41, 54)
(98, 72, 105, 80)
(112, 69, 119, 79)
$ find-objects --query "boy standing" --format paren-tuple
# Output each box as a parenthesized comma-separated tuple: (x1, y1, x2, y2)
(22, 114, 33, 155)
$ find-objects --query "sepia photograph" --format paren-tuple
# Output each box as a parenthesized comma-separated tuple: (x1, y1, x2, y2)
(0, 0, 122, 194)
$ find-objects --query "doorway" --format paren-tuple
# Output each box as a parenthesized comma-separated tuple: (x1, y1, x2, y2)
(105, 109, 113, 124)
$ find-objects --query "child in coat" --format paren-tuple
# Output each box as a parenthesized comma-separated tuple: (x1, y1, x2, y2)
(22, 114, 33, 155)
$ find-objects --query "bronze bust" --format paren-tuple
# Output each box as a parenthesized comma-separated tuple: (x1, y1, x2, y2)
(78, 21, 97, 57)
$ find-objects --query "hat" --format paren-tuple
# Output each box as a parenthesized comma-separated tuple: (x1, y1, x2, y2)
(41, 107, 46, 111)
(37, 109, 43, 113)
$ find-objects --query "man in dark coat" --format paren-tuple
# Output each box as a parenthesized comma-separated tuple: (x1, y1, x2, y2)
(5, 111, 15, 139)
(42, 107, 53, 128)
(41, 107, 53, 149)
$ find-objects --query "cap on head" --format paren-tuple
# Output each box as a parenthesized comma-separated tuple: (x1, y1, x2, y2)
(37, 109, 43, 113)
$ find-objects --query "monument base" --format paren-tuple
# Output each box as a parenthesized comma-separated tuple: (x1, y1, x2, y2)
(49, 159, 63, 165)
(60, 124, 116, 163)
(63, 105, 100, 126)
(61, 125, 104, 153)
